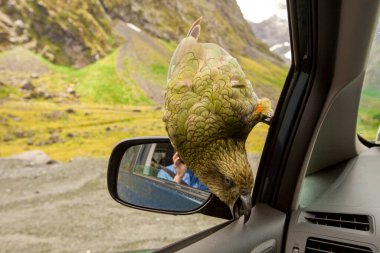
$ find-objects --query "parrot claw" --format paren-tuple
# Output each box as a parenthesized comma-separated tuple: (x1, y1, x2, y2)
(263, 113, 273, 125)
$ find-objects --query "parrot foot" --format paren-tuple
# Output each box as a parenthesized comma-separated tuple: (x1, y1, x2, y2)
(262, 113, 273, 126)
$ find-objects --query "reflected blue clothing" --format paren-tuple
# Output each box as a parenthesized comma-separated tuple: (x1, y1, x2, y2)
(157, 164, 209, 191)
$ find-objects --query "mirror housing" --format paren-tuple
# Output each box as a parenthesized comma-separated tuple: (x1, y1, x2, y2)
(107, 137, 232, 219)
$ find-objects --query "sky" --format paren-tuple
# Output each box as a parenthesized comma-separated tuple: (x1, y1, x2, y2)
(236, 0, 287, 23)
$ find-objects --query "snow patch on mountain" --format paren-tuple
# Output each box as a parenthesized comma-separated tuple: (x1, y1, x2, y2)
(250, 15, 291, 63)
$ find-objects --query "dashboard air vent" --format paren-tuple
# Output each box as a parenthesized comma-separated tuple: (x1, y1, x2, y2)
(305, 212, 370, 231)
(305, 238, 372, 253)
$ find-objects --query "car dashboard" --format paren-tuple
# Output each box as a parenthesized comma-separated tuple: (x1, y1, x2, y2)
(286, 147, 380, 252)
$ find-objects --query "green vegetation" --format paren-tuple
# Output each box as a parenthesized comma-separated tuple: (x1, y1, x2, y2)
(357, 36, 380, 142)
(0, 84, 18, 99)
(1, 0, 117, 66)
(73, 50, 152, 105)
(123, 33, 172, 89)
(0, 48, 152, 105)
(103, 0, 269, 58)
(0, 15, 292, 162)
(150, 64, 168, 79)
(0, 101, 270, 161)
(358, 88, 380, 141)
(0, 47, 158, 161)
(0, 101, 165, 161)
(0, 43, 290, 161)
(239, 57, 288, 89)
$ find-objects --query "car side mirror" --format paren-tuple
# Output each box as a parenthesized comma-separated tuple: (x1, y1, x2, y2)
(108, 137, 232, 219)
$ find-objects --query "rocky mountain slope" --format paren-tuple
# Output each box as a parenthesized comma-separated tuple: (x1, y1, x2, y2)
(102, 0, 281, 61)
(0, 0, 116, 68)
(0, 0, 288, 105)
(250, 15, 291, 63)
(0, 0, 281, 67)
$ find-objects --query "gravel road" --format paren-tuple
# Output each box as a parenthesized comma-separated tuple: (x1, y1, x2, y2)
(0, 157, 223, 253)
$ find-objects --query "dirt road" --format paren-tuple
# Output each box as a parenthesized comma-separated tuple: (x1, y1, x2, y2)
(0, 157, 222, 253)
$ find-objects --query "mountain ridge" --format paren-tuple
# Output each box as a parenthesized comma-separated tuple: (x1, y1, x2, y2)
(0, 0, 288, 106)
(0, 0, 282, 67)
(249, 15, 290, 63)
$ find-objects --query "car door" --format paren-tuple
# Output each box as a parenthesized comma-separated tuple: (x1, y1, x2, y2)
(150, 0, 380, 252)
(107, 0, 380, 252)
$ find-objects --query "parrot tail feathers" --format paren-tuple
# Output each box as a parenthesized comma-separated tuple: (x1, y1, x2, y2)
(187, 16, 203, 39)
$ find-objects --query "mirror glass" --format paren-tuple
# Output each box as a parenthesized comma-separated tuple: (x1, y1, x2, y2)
(117, 142, 211, 212)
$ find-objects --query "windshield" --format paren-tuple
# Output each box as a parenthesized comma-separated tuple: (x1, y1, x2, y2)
(358, 18, 380, 144)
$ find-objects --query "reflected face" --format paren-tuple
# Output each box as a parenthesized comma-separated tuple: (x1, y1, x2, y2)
(117, 143, 211, 212)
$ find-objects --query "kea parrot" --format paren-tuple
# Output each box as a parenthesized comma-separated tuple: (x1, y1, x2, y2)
(163, 17, 273, 222)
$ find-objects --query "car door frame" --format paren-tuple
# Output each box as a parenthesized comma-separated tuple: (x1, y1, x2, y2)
(154, 0, 317, 252)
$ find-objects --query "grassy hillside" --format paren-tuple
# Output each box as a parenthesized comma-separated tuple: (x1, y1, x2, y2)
(103, 0, 276, 59)
(0, 101, 163, 161)
(0, 36, 284, 161)
(73, 50, 152, 105)
(0, 100, 270, 161)
(0, 47, 152, 105)
(0, 0, 292, 162)
(1, 0, 282, 67)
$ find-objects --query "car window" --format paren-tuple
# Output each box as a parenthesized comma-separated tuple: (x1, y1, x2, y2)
(237, 0, 290, 174)
(298, 15, 380, 209)
(0, 0, 291, 252)
(358, 18, 380, 144)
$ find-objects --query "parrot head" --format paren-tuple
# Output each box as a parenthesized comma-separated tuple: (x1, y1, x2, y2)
(186, 139, 254, 222)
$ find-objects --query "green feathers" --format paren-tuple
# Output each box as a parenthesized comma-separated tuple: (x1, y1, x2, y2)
(164, 18, 262, 152)
(163, 17, 272, 211)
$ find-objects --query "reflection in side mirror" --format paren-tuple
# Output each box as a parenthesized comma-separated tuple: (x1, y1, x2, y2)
(114, 139, 211, 213)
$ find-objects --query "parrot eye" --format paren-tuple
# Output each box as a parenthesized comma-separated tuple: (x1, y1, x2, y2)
(224, 177, 233, 187)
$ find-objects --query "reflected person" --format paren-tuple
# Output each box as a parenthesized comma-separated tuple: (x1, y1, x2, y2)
(157, 152, 208, 191)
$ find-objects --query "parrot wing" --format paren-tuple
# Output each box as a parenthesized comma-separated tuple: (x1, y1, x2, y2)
(164, 18, 264, 154)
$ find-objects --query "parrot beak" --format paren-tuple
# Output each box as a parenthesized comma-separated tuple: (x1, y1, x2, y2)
(231, 193, 252, 223)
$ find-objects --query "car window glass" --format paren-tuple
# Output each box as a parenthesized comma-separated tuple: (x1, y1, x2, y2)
(0, 0, 291, 252)
(358, 17, 380, 144)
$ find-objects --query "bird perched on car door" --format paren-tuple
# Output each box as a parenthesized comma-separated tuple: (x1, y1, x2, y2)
(163, 17, 273, 222)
